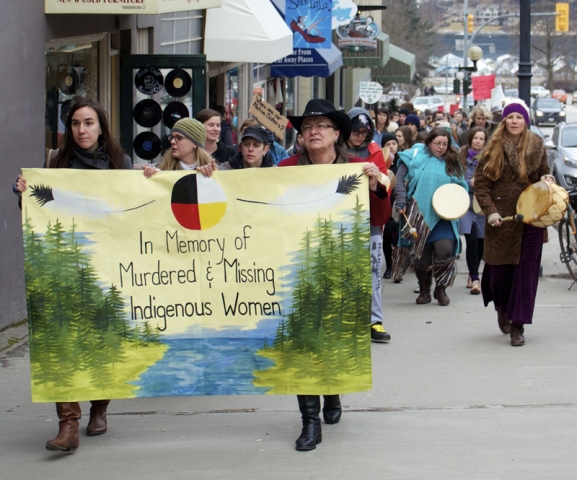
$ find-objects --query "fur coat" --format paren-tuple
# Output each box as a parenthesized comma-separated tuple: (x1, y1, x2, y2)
(474, 131, 549, 265)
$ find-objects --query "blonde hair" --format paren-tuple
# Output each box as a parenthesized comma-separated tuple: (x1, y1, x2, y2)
(481, 121, 529, 181)
(157, 145, 213, 171)
(468, 105, 491, 122)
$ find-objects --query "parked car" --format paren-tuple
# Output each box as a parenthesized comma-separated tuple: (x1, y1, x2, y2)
(531, 97, 565, 126)
(503, 88, 519, 98)
(434, 83, 454, 95)
(547, 122, 577, 190)
(530, 85, 551, 98)
(551, 89, 568, 104)
(412, 96, 445, 113)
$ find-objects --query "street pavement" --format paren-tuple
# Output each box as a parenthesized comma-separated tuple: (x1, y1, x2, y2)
(1, 230, 577, 479)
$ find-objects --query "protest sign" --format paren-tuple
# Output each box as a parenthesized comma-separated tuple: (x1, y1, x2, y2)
(472, 74, 496, 101)
(359, 82, 384, 104)
(249, 96, 289, 139)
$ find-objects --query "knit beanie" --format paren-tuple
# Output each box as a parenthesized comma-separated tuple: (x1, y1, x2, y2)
(405, 114, 421, 129)
(380, 132, 398, 148)
(172, 118, 206, 147)
(502, 99, 530, 126)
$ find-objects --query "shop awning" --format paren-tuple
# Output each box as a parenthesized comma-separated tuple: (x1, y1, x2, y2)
(204, 0, 293, 64)
(270, 44, 343, 78)
(372, 44, 416, 84)
(45, 0, 221, 14)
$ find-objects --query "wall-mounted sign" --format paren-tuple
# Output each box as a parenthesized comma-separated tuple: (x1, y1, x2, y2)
(285, 0, 333, 50)
(45, 0, 221, 15)
(336, 14, 380, 51)
(359, 82, 383, 104)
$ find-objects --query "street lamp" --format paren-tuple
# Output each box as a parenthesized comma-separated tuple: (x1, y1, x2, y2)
(468, 45, 483, 66)
(457, 46, 484, 110)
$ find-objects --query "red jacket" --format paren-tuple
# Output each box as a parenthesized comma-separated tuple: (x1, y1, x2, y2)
(278, 155, 388, 227)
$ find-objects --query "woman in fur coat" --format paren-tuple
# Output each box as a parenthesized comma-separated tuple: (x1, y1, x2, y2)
(474, 100, 550, 346)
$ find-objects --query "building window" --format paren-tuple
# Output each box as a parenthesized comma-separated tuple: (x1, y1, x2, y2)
(160, 11, 203, 55)
(45, 41, 99, 150)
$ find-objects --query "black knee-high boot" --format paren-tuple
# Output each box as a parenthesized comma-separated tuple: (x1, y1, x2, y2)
(295, 395, 322, 451)
(322, 395, 342, 424)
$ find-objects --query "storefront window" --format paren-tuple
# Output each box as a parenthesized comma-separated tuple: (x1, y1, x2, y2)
(225, 67, 242, 144)
(252, 63, 268, 100)
(45, 42, 99, 150)
(285, 77, 296, 147)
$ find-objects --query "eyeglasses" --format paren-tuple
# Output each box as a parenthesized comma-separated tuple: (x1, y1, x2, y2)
(351, 129, 369, 136)
(430, 141, 449, 148)
(301, 122, 335, 133)
(168, 134, 187, 143)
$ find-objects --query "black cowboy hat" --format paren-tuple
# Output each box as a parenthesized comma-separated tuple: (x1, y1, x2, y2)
(288, 99, 352, 140)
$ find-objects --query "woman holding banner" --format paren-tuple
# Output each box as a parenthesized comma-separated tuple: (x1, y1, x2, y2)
(280, 99, 388, 451)
(14, 98, 132, 453)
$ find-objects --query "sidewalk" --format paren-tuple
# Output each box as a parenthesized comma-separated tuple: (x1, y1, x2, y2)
(2, 232, 577, 479)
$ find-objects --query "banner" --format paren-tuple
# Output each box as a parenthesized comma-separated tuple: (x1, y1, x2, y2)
(286, 0, 333, 49)
(22, 166, 372, 402)
(472, 74, 496, 101)
(45, 0, 221, 15)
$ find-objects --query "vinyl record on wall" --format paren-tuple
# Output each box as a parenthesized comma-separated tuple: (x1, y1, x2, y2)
(134, 66, 164, 95)
(59, 68, 79, 95)
(164, 69, 192, 98)
(162, 101, 189, 129)
(133, 99, 162, 128)
(133, 131, 161, 160)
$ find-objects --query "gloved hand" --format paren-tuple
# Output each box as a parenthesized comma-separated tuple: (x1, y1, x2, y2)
(488, 212, 503, 226)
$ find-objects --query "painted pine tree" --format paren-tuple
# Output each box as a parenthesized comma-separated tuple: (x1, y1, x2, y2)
(254, 196, 372, 394)
(23, 214, 164, 398)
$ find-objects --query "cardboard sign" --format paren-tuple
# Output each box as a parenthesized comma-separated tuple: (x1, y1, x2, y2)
(249, 96, 289, 139)
(472, 74, 496, 101)
(359, 82, 383, 104)
(22, 166, 372, 401)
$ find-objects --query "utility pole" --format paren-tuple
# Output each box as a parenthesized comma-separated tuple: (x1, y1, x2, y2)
(518, 0, 532, 106)
(463, 0, 469, 70)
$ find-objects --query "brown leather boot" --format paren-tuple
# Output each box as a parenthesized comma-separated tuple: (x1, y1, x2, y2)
(497, 308, 511, 334)
(87, 400, 110, 436)
(415, 269, 432, 304)
(433, 286, 450, 306)
(510, 323, 525, 346)
(46, 402, 81, 453)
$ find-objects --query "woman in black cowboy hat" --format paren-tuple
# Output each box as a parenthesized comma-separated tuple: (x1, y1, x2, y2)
(279, 99, 389, 451)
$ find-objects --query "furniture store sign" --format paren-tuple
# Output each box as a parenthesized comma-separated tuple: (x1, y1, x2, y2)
(45, 0, 221, 14)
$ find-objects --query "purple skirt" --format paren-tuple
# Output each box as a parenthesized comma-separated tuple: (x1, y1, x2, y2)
(481, 225, 544, 325)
